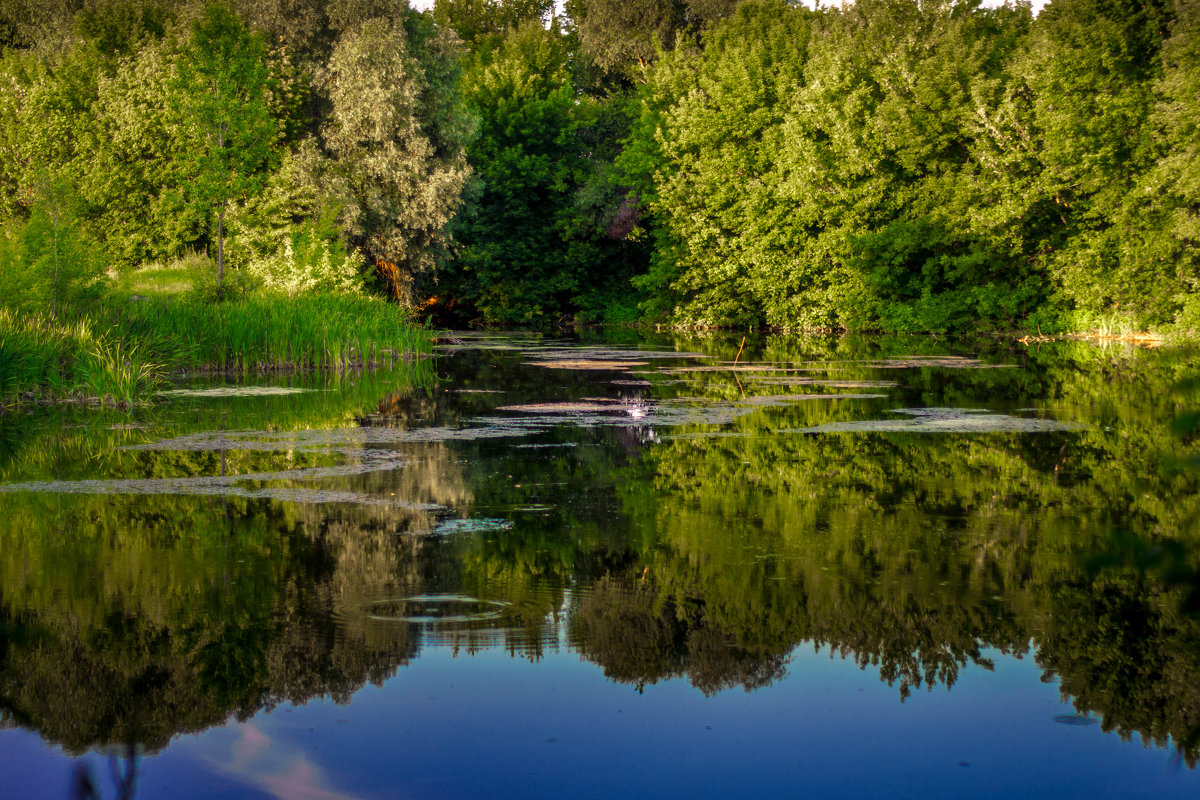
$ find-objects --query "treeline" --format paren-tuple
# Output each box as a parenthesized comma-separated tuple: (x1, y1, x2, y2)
(623, 0, 1200, 332)
(0, 0, 469, 307)
(1, 0, 1197, 332)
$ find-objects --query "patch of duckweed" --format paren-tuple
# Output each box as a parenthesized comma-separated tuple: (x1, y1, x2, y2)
(668, 365, 798, 374)
(746, 378, 898, 389)
(479, 392, 884, 431)
(0, 451, 441, 507)
(157, 387, 316, 398)
(121, 423, 543, 453)
(793, 407, 1083, 434)
(497, 402, 629, 413)
(439, 336, 712, 364)
(362, 594, 510, 624)
(425, 517, 514, 535)
(731, 393, 889, 405)
(525, 360, 650, 370)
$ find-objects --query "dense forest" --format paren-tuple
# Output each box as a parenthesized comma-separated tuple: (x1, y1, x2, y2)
(0, 0, 1197, 332)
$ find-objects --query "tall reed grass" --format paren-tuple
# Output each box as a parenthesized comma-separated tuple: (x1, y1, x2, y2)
(0, 309, 82, 400)
(73, 340, 166, 405)
(95, 294, 433, 371)
(1, 293, 435, 407)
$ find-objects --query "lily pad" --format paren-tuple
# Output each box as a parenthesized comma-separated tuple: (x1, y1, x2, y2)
(425, 518, 514, 535)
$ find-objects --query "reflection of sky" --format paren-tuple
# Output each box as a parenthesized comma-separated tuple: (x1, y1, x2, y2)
(6, 644, 1195, 799)
(200, 724, 362, 800)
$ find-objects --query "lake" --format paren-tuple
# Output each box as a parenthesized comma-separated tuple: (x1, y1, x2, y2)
(2, 330, 1199, 799)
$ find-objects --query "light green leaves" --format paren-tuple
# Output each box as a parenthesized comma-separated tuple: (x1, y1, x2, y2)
(319, 14, 471, 303)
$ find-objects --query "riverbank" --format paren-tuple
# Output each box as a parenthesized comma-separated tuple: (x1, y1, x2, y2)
(0, 293, 435, 409)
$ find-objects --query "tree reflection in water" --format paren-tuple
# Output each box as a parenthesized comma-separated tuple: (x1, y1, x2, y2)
(0, 335, 1198, 776)
(70, 745, 138, 800)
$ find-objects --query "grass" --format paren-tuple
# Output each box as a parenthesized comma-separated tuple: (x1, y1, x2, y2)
(0, 292, 436, 409)
(111, 252, 206, 298)
(73, 339, 167, 405)
(96, 293, 434, 370)
(0, 310, 84, 401)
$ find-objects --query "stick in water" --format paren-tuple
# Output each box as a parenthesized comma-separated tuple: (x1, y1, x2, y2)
(734, 336, 746, 364)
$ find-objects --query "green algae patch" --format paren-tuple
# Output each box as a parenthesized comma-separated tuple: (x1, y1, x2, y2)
(794, 407, 1084, 434)
(157, 387, 317, 398)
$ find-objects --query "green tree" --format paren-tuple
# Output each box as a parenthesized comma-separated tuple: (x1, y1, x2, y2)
(1130, 0, 1200, 327)
(79, 35, 200, 267)
(623, 0, 816, 326)
(0, 174, 104, 315)
(177, 2, 279, 296)
(565, 0, 736, 78)
(432, 0, 553, 50)
(318, 12, 472, 303)
(1020, 0, 1172, 324)
(0, 41, 103, 224)
(444, 22, 600, 323)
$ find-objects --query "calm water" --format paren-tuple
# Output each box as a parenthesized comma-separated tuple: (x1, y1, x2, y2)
(2, 331, 1200, 799)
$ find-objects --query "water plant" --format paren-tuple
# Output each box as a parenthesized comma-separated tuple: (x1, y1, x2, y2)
(94, 293, 434, 371)
(73, 339, 167, 407)
(0, 309, 84, 403)
(1, 293, 434, 408)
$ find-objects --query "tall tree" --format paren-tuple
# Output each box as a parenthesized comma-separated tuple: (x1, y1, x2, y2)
(177, 1, 278, 296)
(443, 21, 590, 323)
(318, 13, 471, 303)
(432, 0, 553, 50)
(1129, 0, 1200, 326)
(565, 0, 736, 78)
(1021, 0, 1172, 323)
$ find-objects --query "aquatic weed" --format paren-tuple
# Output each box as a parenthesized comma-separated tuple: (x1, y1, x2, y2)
(74, 339, 166, 407)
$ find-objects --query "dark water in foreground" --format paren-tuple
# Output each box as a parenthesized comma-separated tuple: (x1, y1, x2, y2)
(2, 331, 1200, 799)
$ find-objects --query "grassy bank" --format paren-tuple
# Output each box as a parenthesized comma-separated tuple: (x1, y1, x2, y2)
(0, 293, 435, 408)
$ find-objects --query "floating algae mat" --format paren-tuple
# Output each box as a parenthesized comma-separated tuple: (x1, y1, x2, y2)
(746, 377, 898, 388)
(0, 452, 439, 507)
(795, 407, 1084, 433)
(524, 359, 650, 370)
(669, 356, 1012, 374)
(157, 386, 317, 398)
(424, 517, 514, 535)
(483, 392, 887, 431)
(119, 422, 545, 453)
(497, 401, 634, 413)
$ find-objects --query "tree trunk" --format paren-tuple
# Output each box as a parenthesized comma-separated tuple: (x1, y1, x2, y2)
(217, 199, 225, 293)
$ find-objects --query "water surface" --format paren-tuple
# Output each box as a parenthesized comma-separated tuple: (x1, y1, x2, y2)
(2, 332, 1199, 799)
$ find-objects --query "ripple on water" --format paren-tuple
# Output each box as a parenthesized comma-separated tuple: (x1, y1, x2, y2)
(364, 595, 511, 624)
